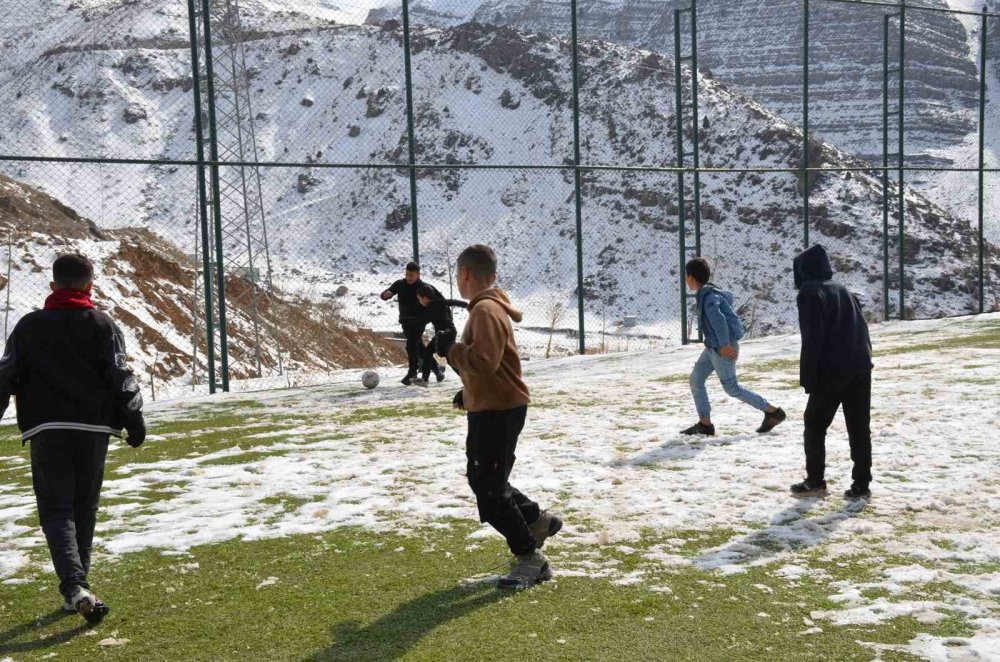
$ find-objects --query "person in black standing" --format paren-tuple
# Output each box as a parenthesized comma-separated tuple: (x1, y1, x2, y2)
(381, 262, 439, 385)
(0, 254, 146, 625)
(790, 244, 874, 500)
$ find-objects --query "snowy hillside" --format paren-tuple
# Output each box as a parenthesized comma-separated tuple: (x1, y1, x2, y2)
(0, 6, 997, 357)
(369, 0, 986, 161)
(0, 174, 403, 395)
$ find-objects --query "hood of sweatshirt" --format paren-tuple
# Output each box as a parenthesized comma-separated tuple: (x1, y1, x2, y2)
(468, 288, 524, 323)
(793, 244, 834, 290)
(697, 283, 735, 308)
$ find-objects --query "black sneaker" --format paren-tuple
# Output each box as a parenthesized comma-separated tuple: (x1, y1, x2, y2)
(401, 374, 417, 386)
(681, 422, 715, 436)
(757, 407, 787, 434)
(433, 365, 447, 383)
(790, 479, 828, 497)
(84, 599, 110, 625)
(844, 484, 871, 500)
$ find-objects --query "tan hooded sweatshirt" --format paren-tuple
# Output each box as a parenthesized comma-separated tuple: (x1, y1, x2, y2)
(447, 288, 531, 413)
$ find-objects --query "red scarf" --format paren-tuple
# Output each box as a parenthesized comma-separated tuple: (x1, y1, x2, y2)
(44, 288, 95, 310)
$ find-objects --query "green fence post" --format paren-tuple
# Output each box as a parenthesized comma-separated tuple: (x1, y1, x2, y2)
(186, 0, 217, 394)
(570, 0, 586, 355)
(978, 10, 988, 314)
(803, 0, 810, 249)
(882, 14, 891, 322)
(675, 10, 687, 345)
(401, 0, 420, 264)
(200, 0, 229, 391)
(898, 0, 906, 321)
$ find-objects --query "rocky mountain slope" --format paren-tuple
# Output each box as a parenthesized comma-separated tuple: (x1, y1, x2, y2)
(368, 0, 985, 162)
(0, 5, 997, 362)
(0, 173, 403, 393)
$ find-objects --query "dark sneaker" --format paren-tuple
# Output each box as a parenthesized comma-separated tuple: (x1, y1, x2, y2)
(790, 479, 828, 497)
(85, 599, 110, 625)
(66, 586, 109, 624)
(757, 407, 787, 434)
(401, 374, 417, 386)
(681, 422, 716, 436)
(497, 550, 553, 590)
(433, 365, 447, 383)
(530, 511, 563, 549)
(844, 485, 871, 501)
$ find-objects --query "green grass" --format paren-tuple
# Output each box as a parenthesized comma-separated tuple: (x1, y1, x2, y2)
(0, 525, 955, 662)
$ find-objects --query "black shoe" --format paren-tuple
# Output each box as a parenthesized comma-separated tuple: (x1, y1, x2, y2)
(433, 365, 446, 383)
(84, 599, 110, 625)
(757, 407, 787, 434)
(401, 374, 417, 386)
(681, 422, 715, 436)
(844, 484, 871, 500)
(790, 479, 828, 497)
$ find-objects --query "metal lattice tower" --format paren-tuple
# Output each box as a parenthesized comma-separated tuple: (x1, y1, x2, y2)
(192, 0, 278, 389)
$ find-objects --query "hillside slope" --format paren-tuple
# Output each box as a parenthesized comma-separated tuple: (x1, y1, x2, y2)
(0, 173, 403, 392)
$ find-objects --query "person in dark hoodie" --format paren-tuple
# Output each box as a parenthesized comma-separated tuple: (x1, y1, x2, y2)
(790, 244, 874, 500)
(681, 257, 786, 437)
(410, 284, 467, 387)
(380, 262, 441, 385)
(0, 254, 146, 624)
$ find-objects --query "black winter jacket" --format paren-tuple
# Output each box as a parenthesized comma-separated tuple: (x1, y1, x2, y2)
(385, 279, 439, 322)
(0, 308, 144, 442)
(794, 245, 873, 394)
(420, 294, 467, 333)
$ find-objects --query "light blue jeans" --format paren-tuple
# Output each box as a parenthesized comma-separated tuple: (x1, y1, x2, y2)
(689, 342, 770, 419)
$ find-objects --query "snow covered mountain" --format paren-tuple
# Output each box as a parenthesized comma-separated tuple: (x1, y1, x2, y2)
(0, 173, 403, 394)
(367, 0, 986, 161)
(0, 5, 997, 367)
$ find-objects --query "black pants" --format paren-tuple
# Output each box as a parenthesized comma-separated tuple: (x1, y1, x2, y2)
(803, 371, 872, 488)
(30, 430, 109, 599)
(466, 406, 540, 556)
(419, 338, 439, 380)
(401, 318, 427, 377)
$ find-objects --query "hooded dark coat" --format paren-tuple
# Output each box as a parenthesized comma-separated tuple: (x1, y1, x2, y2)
(794, 245, 873, 393)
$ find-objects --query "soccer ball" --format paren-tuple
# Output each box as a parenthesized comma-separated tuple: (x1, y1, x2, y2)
(361, 370, 380, 390)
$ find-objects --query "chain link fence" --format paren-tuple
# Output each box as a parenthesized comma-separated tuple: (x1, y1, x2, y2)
(0, 0, 998, 398)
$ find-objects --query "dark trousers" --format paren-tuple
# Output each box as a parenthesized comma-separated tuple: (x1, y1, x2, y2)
(419, 339, 439, 380)
(401, 319, 427, 377)
(466, 406, 539, 556)
(803, 371, 873, 487)
(30, 430, 109, 599)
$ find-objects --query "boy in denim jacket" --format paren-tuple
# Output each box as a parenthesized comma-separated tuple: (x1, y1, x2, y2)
(681, 258, 786, 437)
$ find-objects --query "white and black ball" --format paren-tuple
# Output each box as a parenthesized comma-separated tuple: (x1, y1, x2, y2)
(361, 370, 380, 390)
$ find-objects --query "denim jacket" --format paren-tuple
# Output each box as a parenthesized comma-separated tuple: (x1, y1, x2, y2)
(697, 284, 745, 349)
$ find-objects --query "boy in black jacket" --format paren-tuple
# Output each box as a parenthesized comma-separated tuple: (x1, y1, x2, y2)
(790, 245, 874, 500)
(0, 254, 146, 624)
(380, 262, 441, 385)
(411, 284, 467, 387)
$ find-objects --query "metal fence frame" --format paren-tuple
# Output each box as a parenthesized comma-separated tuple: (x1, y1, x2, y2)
(1, 0, 997, 392)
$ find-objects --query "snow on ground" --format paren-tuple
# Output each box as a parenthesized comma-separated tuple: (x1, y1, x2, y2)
(1, 313, 999, 656)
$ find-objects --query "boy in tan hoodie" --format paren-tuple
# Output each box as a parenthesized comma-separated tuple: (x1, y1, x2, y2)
(435, 244, 563, 589)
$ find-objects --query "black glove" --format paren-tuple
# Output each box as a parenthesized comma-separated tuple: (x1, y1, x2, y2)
(435, 329, 457, 358)
(125, 415, 146, 448)
(452, 389, 465, 410)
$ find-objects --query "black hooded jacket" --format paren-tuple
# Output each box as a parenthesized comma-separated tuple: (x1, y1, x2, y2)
(794, 245, 873, 393)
